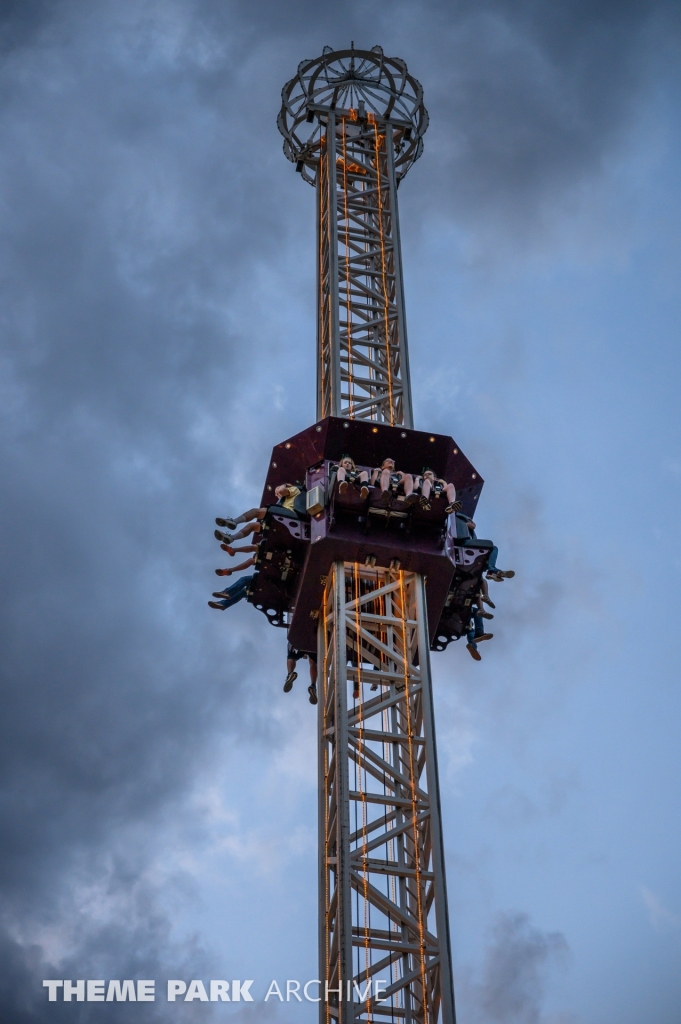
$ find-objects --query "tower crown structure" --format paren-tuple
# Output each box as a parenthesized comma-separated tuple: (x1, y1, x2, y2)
(278, 45, 429, 427)
(278, 44, 429, 187)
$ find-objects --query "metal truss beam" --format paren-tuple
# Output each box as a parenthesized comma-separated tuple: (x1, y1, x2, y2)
(279, 45, 454, 1024)
(317, 114, 413, 427)
(318, 564, 455, 1024)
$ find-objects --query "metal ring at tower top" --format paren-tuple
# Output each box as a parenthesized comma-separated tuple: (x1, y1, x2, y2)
(277, 45, 429, 186)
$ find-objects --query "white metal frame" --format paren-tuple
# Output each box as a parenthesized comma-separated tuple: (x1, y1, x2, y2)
(318, 564, 455, 1024)
(280, 45, 454, 1024)
(316, 114, 412, 426)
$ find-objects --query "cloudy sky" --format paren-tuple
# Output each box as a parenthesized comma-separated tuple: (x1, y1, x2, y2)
(1, 1, 680, 1021)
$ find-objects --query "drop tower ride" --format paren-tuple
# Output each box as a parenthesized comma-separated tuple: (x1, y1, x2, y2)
(280, 44, 458, 1024)
(244, 44, 491, 1024)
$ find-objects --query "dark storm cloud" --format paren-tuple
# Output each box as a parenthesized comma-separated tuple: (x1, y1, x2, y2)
(219, 0, 678, 231)
(0, 2, 288, 1009)
(0, 923, 198, 1024)
(0, 1, 57, 54)
(416, 0, 674, 223)
(464, 912, 570, 1024)
(0, 0, 676, 1018)
(485, 771, 580, 826)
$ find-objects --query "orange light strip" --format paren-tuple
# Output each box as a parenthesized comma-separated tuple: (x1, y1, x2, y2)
(398, 572, 429, 1022)
(322, 581, 331, 1024)
(384, 585, 401, 1009)
(318, 137, 327, 418)
(341, 119, 354, 417)
(353, 564, 372, 1020)
(373, 122, 395, 426)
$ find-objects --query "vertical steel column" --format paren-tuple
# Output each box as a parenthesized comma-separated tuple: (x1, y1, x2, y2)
(385, 132, 413, 429)
(319, 563, 354, 1024)
(316, 133, 324, 422)
(319, 567, 455, 1024)
(325, 115, 342, 418)
(317, 114, 412, 424)
(333, 561, 354, 1021)
(317, 122, 341, 421)
(415, 576, 455, 1024)
(318, 573, 330, 1024)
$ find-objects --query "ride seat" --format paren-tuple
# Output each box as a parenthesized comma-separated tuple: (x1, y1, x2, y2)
(266, 489, 308, 520)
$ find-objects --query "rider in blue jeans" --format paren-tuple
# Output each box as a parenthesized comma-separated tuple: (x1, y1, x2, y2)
(466, 614, 493, 661)
(208, 574, 254, 610)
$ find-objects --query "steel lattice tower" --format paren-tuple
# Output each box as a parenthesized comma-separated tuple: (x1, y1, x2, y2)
(279, 46, 456, 1024)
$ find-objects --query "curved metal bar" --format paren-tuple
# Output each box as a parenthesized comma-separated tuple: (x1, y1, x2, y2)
(279, 45, 428, 187)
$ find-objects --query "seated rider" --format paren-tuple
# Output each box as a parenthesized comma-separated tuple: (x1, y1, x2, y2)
(486, 554, 515, 583)
(334, 456, 370, 499)
(284, 643, 318, 704)
(453, 513, 515, 582)
(215, 543, 259, 577)
(371, 458, 416, 505)
(215, 483, 301, 544)
(418, 469, 460, 514)
(466, 612, 493, 661)
(476, 577, 495, 620)
(208, 573, 254, 611)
